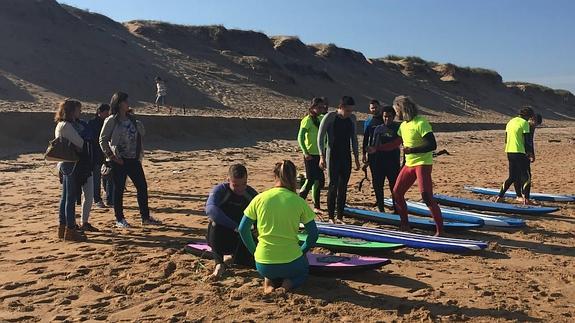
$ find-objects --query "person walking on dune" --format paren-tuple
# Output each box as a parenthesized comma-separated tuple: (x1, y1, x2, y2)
(155, 77, 170, 114)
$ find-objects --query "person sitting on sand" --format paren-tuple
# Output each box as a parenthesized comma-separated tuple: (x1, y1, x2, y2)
(155, 77, 170, 114)
(238, 160, 319, 293)
(317, 96, 360, 224)
(366, 105, 402, 212)
(391, 96, 443, 236)
(100, 92, 162, 228)
(298, 97, 326, 213)
(494, 107, 535, 205)
(205, 164, 258, 279)
(54, 99, 87, 242)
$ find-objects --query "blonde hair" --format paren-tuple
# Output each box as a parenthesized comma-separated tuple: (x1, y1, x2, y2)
(393, 95, 419, 121)
(273, 160, 297, 192)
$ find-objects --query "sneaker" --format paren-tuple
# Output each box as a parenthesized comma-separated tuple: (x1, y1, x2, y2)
(142, 216, 162, 226)
(116, 219, 131, 228)
(80, 223, 100, 232)
(95, 201, 107, 208)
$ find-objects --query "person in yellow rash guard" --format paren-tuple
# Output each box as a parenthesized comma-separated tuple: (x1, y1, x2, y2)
(238, 160, 318, 294)
(297, 97, 325, 212)
(495, 107, 535, 205)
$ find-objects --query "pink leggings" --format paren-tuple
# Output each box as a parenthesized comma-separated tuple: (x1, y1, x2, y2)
(392, 165, 443, 233)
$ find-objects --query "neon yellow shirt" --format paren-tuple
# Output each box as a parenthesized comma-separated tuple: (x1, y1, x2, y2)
(298, 115, 323, 155)
(244, 187, 316, 264)
(398, 115, 434, 167)
(505, 116, 530, 153)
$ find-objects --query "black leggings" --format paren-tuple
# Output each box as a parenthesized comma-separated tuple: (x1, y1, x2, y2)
(111, 158, 150, 221)
(299, 155, 325, 208)
(498, 153, 530, 199)
(368, 153, 400, 212)
(206, 222, 254, 268)
(327, 153, 351, 219)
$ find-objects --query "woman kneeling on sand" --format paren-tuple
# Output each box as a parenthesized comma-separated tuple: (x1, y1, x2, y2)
(238, 160, 319, 293)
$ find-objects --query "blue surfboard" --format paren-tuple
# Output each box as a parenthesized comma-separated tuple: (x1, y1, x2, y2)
(465, 186, 575, 203)
(316, 222, 487, 253)
(434, 194, 559, 215)
(384, 199, 525, 227)
(343, 207, 483, 231)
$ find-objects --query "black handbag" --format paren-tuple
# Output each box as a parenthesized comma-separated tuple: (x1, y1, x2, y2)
(44, 137, 80, 162)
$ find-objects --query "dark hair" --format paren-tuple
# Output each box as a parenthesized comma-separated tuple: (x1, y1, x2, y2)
(533, 113, 542, 125)
(381, 105, 395, 115)
(155, 76, 162, 82)
(369, 99, 380, 106)
(321, 97, 329, 105)
(519, 106, 534, 119)
(110, 92, 129, 115)
(339, 96, 355, 107)
(311, 97, 324, 108)
(96, 103, 110, 115)
(273, 160, 297, 192)
(54, 99, 81, 122)
(228, 164, 247, 179)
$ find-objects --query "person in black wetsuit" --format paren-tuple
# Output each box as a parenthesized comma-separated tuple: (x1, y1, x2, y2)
(365, 105, 402, 212)
(317, 96, 360, 223)
(205, 164, 258, 279)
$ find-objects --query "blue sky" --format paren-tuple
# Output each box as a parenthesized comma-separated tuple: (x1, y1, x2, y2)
(60, 0, 575, 93)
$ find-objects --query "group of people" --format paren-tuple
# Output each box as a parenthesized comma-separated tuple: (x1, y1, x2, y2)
(54, 92, 162, 242)
(205, 95, 445, 293)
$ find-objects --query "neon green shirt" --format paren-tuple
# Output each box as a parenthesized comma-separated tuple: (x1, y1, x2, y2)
(505, 116, 530, 153)
(398, 115, 434, 167)
(244, 187, 316, 264)
(298, 115, 323, 155)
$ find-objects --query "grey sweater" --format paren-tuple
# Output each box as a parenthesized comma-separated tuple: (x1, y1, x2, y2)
(317, 111, 359, 159)
(99, 114, 145, 161)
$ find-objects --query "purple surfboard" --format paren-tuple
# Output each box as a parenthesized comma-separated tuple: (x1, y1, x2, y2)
(185, 242, 390, 273)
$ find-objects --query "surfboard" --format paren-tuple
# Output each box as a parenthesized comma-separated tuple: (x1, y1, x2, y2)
(434, 194, 559, 215)
(343, 207, 483, 231)
(297, 233, 404, 252)
(465, 186, 575, 202)
(384, 199, 525, 227)
(315, 222, 487, 253)
(185, 242, 391, 273)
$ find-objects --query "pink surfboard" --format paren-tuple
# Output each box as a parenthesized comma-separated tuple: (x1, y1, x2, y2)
(185, 242, 390, 273)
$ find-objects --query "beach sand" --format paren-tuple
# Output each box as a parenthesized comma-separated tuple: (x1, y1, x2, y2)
(1, 125, 574, 322)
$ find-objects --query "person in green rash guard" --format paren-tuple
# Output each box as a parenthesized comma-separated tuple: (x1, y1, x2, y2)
(238, 160, 319, 294)
(495, 107, 535, 205)
(297, 97, 326, 213)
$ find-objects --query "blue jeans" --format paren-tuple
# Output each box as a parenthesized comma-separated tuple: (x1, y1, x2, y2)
(111, 158, 150, 221)
(255, 254, 309, 289)
(58, 162, 77, 229)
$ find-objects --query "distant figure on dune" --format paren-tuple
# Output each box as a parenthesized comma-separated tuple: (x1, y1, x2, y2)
(391, 96, 443, 236)
(494, 107, 536, 205)
(54, 99, 87, 242)
(100, 92, 162, 228)
(238, 160, 318, 294)
(205, 164, 258, 280)
(297, 97, 326, 213)
(317, 96, 360, 224)
(88, 103, 114, 209)
(155, 76, 170, 114)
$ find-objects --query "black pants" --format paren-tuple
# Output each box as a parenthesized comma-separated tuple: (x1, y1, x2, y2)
(299, 155, 325, 208)
(206, 222, 255, 268)
(327, 153, 351, 219)
(369, 153, 400, 212)
(111, 158, 150, 221)
(499, 153, 530, 199)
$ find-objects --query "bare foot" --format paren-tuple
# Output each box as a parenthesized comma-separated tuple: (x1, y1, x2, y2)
(263, 278, 275, 294)
(223, 255, 233, 266)
(206, 264, 225, 281)
(335, 218, 346, 225)
(523, 198, 538, 206)
(515, 197, 525, 203)
(434, 230, 443, 237)
(492, 196, 504, 203)
(328, 218, 336, 224)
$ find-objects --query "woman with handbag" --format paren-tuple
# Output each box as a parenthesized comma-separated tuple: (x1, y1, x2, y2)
(99, 92, 161, 228)
(54, 99, 87, 242)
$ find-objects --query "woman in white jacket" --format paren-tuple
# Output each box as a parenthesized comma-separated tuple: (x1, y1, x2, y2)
(100, 92, 161, 228)
(55, 99, 87, 242)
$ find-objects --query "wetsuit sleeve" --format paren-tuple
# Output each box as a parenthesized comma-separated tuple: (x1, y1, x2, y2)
(297, 123, 309, 155)
(377, 137, 403, 151)
(524, 133, 534, 155)
(408, 132, 437, 153)
(238, 216, 256, 254)
(317, 113, 331, 157)
(300, 220, 318, 254)
(350, 114, 359, 157)
(362, 122, 370, 156)
(205, 184, 239, 230)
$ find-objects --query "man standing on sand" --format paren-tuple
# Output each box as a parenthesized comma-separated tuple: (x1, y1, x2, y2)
(363, 99, 380, 133)
(88, 103, 113, 208)
(155, 77, 170, 114)
(494, 107, 535, 205)
(318, 96, 360, 224)
(205, 164, 258, 279)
